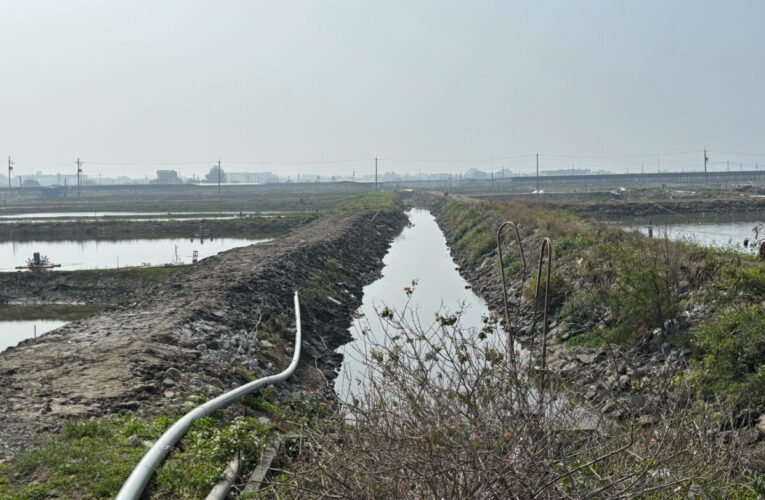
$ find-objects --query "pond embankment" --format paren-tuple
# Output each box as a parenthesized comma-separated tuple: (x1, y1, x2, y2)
(553, 195, 765, 219)
(424, 193, 765, 457)
(0, 213, 315, 241)
(0, 266, 188, 306)
(0, 208, 407, 458)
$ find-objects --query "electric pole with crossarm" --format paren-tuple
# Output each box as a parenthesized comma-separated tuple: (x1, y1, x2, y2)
(77, 157, 83, 198)
(7, 156, 14, 192)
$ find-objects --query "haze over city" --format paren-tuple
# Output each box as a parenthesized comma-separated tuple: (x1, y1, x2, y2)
(2, 0, 764, 181)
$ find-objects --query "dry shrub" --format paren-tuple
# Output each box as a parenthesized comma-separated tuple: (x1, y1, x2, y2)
(265, 300, 757, 499)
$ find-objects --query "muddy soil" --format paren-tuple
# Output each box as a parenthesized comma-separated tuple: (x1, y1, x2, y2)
(0, 267, 187, 306)
(0, 209, 406, 458)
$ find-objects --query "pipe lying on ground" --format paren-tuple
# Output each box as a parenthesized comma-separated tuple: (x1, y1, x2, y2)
(205, 454, 241, 500)
(116, 291, 303, 500)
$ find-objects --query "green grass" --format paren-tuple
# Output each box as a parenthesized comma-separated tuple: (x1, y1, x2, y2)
(2, 214, 317, 242)
(439, 198, 765, 408)
(65, 265, 189, 284)
(336, 191, 402, 213)
(564, 330, 605, 349)
(690, 304, 765, 407)
(0, 417, 163, 499)
(0, 413, 274, 499)
(0, 304, 103, 321)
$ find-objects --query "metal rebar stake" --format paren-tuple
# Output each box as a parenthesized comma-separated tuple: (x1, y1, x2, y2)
(497, 221, 527, 365)
(529, 238, 553, 403)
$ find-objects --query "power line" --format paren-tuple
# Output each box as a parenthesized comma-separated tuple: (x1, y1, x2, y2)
(708, 150, 765, 157)
(542, 149, 702, 159)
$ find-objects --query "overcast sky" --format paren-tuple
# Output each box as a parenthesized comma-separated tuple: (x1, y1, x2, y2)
(1, 1, 764, 178)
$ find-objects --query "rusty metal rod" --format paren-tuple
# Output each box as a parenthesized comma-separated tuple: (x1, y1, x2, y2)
(496, 221, 527, 364)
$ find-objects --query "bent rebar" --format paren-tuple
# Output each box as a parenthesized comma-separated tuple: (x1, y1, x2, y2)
(497, 221, 527, 363)
(529, 238, 553, 394)
(116, 291, 303, 500)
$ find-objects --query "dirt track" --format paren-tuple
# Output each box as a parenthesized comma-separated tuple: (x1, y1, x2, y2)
(0, 209, 406, 457)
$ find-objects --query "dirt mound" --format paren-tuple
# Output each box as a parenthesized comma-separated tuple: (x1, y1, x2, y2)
(0, 209, 406, 457)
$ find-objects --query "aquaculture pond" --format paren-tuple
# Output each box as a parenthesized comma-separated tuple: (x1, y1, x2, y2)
(619, 220, 764, 250)
(0, 320, 68, 353)
(0, 238, 269, 271)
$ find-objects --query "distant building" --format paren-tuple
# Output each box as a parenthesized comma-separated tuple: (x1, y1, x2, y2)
(39, 186, 63, 198)
(156, 170, 181, 184)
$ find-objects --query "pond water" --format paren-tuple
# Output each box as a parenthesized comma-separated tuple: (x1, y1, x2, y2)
(335, 209, 495, 398)
(0, 238, 269, 271)
(0, 320, 68, 353)
(619, 220, 763, 250)
(0, 210, 296, 220)
(0, 211, 237, 219)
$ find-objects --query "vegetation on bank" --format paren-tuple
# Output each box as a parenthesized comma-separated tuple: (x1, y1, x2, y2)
(440, 198, 765, 409)
(0, 188, 385, 216)
(0, 412, 273, 499)
(336, 190, 402, 213)
(272, 295, 765, 498)
(63, 265, 190, 284)
(1, 213, 317, 242)
(0, 384, 332, 498)
(0, 304, 103, 321)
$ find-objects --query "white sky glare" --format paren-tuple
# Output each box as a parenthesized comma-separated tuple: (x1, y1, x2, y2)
(1, 1, 764, 178)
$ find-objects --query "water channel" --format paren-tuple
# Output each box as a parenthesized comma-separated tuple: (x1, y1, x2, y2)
(335, 209, 494, 399)
(0, 320, 68, 353)
(0, 238, 269, 271)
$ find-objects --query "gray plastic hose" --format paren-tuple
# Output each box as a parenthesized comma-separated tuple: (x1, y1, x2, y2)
(116, 291, 302, 500)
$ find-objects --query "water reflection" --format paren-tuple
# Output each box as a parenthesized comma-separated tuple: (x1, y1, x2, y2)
(0, 238, 269, 271)
(0, 320, 68, 353)
(620, 220, 763, 250)
(335, 209, 493, 398)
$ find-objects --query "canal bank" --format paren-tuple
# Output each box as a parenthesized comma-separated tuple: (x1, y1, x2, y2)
(421, 195, 750, 426)
(0, 207, 407, 458)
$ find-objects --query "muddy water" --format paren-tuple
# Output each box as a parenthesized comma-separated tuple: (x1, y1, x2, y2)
(0, 320, 68, 353)
(335, 209, 494, 398)
(0, 238, 269, 271)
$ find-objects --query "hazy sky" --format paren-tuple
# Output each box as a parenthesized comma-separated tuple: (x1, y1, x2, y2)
(1, 1, 764, 178)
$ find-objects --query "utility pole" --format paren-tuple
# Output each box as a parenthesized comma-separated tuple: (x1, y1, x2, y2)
(217, 158, 221, 195)
(657, 155, 661, 175)
(374, 156, 378, 192)
(76, 157, 82, 198)
(535, 153, 539, 192)
(7, 156, 14, 193)
(704, 148, 709, 184)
